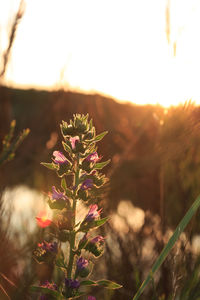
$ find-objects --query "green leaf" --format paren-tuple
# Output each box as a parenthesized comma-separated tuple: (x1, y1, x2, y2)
(80, 217, 109, 232)
(91, 217, 109, 228)
(61, 177, 67, 190)
(65, 188, 73, 198)
(41, 162, 58, 170)
(62, 141, 72, 154)
(30, 286, 61, 298)
(132, 194, 200, 300)
(89, 119, 93, 130)
(93, 131, 108, 142)
(95, 159, 110, 170)
(55, 258, 67, 269)
(57, 163, 71, 177)
(97, 280, 122, 289)
(80, 280, 96, 286)
(71, 292, 85, 299)
(48, 199, 66, 210)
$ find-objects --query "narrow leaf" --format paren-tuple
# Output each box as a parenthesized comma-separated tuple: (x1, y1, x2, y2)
(95, 159, 110, 170)
(92, 217, 109, 228)
(80, 217, 109, 232)
(97, 280, 122, 289)
(80, 280, 96, 286)
(89, 119, 93, 130)
(55, 258, 67, 269)
(93, 131, 108, 142)
(30, 286, 61, 298)
(65, 188, 73, 198)
(41, 162, 58, 170)
(62, 141, 72, 154)
(61, 177, 67, 190)
(132, 194, 200, 300)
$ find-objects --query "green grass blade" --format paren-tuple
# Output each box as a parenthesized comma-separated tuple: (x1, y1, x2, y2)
(132, 194, 200, 300)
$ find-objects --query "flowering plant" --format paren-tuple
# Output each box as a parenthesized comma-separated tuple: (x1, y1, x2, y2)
(31, 114, 121, 300)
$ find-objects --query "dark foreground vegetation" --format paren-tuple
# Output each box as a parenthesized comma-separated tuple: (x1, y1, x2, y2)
(1, 86, 200, 299)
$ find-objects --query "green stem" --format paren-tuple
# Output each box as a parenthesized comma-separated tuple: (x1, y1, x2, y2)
(67, 154, 80, 278)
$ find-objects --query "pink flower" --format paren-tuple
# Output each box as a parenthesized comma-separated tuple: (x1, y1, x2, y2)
(86, 152, 100, 163)
(53, 151, 68, 164)
(88, 296, 96, 300)
(38, 241, 58, 253)
(69, 136, 80, 149)
(90, 235, 104, 244)
(85, 204, 102, 221)
(40, 281, 57, 290)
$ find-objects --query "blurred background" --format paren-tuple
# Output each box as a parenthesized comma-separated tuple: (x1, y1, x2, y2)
(1, 1, 200, 299)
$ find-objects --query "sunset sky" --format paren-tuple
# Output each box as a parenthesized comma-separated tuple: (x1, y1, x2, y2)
(1, 0, 200, 107)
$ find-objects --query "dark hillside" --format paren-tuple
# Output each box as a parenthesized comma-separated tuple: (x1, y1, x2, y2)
(1, 86, 200, 229)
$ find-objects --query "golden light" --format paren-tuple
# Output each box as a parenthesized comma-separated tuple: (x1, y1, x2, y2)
(1, 0, 200, 107)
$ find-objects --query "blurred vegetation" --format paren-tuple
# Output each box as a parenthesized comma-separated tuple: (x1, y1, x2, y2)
(1, 86, 200, 299)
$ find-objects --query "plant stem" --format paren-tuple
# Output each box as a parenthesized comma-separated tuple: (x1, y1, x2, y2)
(67, 154, 80, 278)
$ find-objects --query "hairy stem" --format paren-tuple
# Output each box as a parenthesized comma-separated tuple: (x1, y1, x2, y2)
(67, 154, 80, 278)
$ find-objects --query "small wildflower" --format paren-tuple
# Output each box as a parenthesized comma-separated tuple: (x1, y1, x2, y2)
(85, 204, 102, 222)
(77, 257, 89, 269)
(38, 241, 58, 253)
(39, 281, 57, 300)
(40, 281, 57, 290)
(35, 114, 121, 297)
(88, 296, 96, 300)
(90, 235, 104, 244)
(53, 151, 68, 164)
(51, 186, 68, 200)
(69, 136, 80, 149)
(65, 278, 80, 289)
(81, 178, 93, 190)
(36, 211, 51, 228)
(86, 152, 100, 163)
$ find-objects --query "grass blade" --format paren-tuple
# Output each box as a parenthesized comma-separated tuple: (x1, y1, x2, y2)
(132, 194, 200, 300)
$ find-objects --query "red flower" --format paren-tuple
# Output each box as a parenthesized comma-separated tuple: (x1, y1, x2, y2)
(36, 211, 52, 228)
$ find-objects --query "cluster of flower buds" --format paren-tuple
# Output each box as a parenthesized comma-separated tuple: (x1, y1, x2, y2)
(32, 114, 121, 300)
(34, 241, 58, 264)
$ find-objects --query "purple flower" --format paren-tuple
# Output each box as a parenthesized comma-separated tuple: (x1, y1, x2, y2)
(53, 151, 68, 164)
(85, 204, 102, 222)
(77, 257, 89, 269)
(86, 152, 100, 163)
(90, 235, 104, 244)
(51, 186, 68, 200)
(65, 278, 80, 289)
(81, 179, 93, 190)
(69, 136, 80, 149)
(38, 241, 58, 253)
(88, 296, 96, 300)
(40, 296, 48, 300)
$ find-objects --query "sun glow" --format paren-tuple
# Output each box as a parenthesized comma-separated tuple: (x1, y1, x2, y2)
(1, 0, 200, 107)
